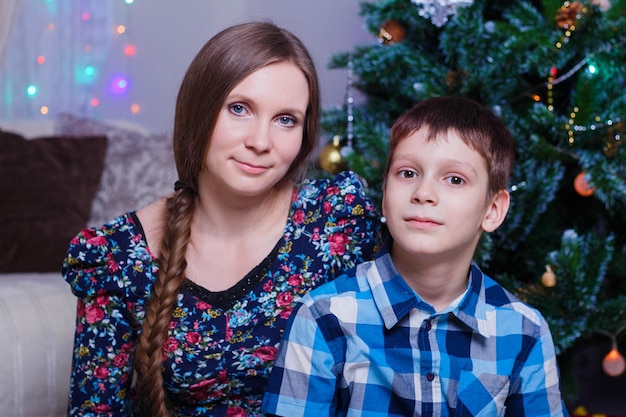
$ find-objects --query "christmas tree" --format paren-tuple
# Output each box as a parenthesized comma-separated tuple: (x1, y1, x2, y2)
(318, 0, 626, 408)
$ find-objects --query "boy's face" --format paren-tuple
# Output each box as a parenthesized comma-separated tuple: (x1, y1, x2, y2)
(382, 127, 509, 265)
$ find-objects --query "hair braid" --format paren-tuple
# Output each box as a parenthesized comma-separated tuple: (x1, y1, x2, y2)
(134, 188, 196, 416)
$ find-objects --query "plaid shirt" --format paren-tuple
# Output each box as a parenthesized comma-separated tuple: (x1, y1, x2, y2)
(262, 252, 568, 417)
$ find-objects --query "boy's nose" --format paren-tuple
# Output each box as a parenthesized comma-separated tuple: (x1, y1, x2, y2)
(411, 181, 437, 204)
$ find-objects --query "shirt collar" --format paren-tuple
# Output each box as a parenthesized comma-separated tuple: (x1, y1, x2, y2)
(454, 262, 491, 337)
(366, 252, 425, 329)
(365, 253, 491, 337)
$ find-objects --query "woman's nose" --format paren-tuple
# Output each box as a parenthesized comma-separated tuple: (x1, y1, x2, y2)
(244, 122, 272, 152)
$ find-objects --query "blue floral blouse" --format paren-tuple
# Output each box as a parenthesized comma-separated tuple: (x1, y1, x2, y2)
(63, 171, 382, 417)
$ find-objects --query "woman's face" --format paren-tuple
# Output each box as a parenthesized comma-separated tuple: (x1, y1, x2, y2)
(200, 62, 309, 200)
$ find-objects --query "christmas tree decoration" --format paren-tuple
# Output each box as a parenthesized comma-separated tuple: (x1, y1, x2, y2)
(574, 171, 595, 197)
(318, 135, 344, 174)
(603, 121, 623, 157)
(410, 0, 474, 27)
(547, 67, 557, 111)
(566, 107, 580, 144)
(444, 69, 468, 89)
(602, 348, 626, 377)
(319, 0, 626, 407)
(599, 326, 626, 377)
(603, 139, 621, 158)
(555, 2, 586, 30)
(341, 57, 355, 157)
(378, 20, 406, 44)
(541, 265, 557, 287)
(592, 0, 611, 11)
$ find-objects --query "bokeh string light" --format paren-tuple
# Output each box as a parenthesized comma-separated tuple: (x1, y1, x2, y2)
(0, 0, 139, 120)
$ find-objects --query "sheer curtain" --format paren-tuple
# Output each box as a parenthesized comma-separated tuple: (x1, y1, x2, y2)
(0, 0, 21, 68)
(0, 0, 112, 120)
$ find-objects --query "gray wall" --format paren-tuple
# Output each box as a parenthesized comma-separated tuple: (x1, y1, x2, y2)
(111, 1, 373, 133)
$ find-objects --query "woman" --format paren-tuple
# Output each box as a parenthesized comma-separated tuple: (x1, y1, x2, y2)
(63, 22, 381, 416)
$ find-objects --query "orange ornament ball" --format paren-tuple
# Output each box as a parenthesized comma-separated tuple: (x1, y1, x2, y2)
(602, 348, 626, 377)
(378, 20, 406, 45)
(574, 171, 595, 197)
(541, 266, 556, 287)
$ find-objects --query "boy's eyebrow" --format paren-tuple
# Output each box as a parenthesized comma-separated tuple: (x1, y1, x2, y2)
(392, 154, 481, 175)
(444, 159, 479, 172)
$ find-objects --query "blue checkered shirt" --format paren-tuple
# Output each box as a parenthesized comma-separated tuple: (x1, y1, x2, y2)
(262, 252, 568, 417)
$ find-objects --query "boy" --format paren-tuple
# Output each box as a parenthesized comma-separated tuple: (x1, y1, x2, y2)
(262, 96, 567, 416)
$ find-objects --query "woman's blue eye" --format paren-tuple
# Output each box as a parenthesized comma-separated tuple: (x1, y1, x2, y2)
(278, 116, 296, 126)
(230, 104, 246, 114)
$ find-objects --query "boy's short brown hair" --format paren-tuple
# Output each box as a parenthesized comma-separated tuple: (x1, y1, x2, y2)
(384, 96, 516, 199)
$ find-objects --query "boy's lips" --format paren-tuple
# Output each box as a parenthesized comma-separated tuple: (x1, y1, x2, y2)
(404, 216, 442, 228)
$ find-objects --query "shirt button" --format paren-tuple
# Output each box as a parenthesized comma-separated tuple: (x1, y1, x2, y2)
(426, 372, 435, 381)
(424, 321, 432, 331)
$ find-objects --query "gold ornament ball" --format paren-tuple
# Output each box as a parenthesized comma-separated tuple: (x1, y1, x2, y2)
(602, 348, 626, 377)
(319, 135, 344, 174)
(541, 265, 557, 287)
(378, 20, 406, 45)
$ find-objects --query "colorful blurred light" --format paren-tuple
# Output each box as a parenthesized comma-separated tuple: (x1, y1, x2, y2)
(124, 44, 137, 56)
(26, 85, 37, 96)
(110, 76, 128, 94)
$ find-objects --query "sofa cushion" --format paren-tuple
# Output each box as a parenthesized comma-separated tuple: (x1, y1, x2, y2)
(0, 130, 108, 273)
(56, 113, 177, 226)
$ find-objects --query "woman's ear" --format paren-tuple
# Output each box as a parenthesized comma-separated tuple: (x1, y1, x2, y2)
(482, 189, 510, 233)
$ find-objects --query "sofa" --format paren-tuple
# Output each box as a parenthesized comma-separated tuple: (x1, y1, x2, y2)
(0, 115, 177, 417)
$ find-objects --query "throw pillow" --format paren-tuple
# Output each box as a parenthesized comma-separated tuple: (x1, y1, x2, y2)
(55, 113, 177, 226)
(0, 130, 108, 272)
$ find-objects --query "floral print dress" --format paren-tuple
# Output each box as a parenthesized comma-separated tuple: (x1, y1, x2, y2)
(63, 171, 382, 416)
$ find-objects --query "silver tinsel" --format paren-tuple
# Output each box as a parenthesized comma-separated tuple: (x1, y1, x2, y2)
(411, 0, 473, 27)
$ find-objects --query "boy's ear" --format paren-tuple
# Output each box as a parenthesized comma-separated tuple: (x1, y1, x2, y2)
(381, 183, 388, 219)
(482, 189, 510, 233)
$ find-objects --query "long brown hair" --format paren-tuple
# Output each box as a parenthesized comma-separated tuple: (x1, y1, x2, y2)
(133, 21, 320, 415)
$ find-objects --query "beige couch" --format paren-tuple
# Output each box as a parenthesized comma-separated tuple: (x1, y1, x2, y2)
(0, 272, 76, 417)
(0, 116, 176, 416)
